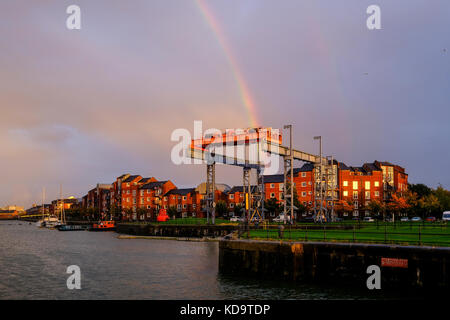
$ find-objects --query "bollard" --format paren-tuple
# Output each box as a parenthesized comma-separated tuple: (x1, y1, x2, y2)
(278, 225, 284, 240)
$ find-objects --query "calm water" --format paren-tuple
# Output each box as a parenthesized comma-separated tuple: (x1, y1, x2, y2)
(0, 221, 404, 300)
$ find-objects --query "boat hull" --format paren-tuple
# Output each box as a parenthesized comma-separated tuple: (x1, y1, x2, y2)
(57, 225, 87, 231)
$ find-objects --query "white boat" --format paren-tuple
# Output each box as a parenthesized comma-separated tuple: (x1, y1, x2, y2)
(42, 216, 62, 228)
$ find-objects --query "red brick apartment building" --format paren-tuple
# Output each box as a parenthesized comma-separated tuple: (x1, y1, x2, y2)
(78, 160, 407, 221)
(260, 160, 408, 219)
(226, 185, 259, 213)
(162, 188, 198, 218)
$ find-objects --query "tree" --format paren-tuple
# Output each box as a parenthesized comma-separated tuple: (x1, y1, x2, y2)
(215, 200, 228, 217)
(234, 204, 243, 217)
(334, 200, 353, 219)
(264, 198, 282, 218)
(167, 206, 178, 219)
(419, 194, 440, 219)
(434, 185, 450, 213)
(296, 203, 307, 217)
(408, 183, 432, 198)
(136, 207, 147, 221)
(388, 193, 410, 222)
(367, 199, 385, 218)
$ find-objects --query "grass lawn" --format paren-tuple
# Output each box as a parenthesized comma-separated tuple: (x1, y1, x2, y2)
(244, 223, 450, 247)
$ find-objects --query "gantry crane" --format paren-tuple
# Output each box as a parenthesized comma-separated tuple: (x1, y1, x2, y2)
(187, 126, 336, 224)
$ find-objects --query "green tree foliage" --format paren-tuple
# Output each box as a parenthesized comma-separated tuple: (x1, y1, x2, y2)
(264, 198, 282, 217)
(215, 200, 228, 217)
(408, 183, 432, 198)
(167, 206, 178, 218)
(406, 184, 450, 218)
(233, 204, 243, 217)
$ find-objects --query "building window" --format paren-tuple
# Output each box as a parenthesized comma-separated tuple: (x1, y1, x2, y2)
(229, 194, 234, 199)
(270, 193, 275, 198)
(182, 196, 187, 201)
(301, 182, 307, 187)
(374, 181, 380, 187)
(365, 191, 370, 199)
(353, 191, 358, 199)
(302, 192, 307, 197)
(343, 191, 348, 197)
(343, 181, 348, 187)
(365, 181, 370, 190)
(183, 204, 187, 209)
(270, 183, 275, 188)
(353, 210, 359, 216)
(301, 172, 306, 177)
(353, 181, 358, 190)
(375, 191, 379, 197)
(230, 203, 234, 208)
(308, 191, 312, 195)
(354, 201, 358, 209)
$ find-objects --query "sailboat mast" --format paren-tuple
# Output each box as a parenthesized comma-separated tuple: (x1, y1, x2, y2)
(42, 187, 46, 221)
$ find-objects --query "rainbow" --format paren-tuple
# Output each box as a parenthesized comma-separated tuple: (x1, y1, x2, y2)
(195, 0, 260, 127)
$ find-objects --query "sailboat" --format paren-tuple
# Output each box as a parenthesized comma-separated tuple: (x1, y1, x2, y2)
(43, 185, 64, 229)
(57, 186, 86, 231)
(36, 187, 47, 227)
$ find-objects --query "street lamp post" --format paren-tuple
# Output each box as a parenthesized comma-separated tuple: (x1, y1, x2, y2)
(284, 125, 294, 224)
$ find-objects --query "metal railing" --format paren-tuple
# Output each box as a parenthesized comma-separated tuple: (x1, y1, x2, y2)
(241, 222, 450, 247)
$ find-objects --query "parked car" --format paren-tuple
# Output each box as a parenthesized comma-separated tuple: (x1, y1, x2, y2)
(230, 216, 243, 222)
(273, 215, 290, 223)
(302, 216, 315, 223)
(426, 216, 436, 222)
(443, 211, 450, 222)
(334, 217, 343, 222)
(400, 217, 409, 222)
(363, 217, 375, 222)
(411, 217, 422, 222)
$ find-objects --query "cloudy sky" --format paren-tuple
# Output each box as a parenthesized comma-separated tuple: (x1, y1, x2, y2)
(1, 0, 449, 208)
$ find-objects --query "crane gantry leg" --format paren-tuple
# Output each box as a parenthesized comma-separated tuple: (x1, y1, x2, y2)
(206, 163, 215, 224)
